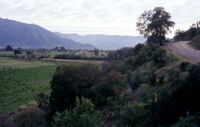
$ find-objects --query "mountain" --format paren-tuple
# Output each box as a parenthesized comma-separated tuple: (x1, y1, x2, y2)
(55, 33, 146, 50)
(0, 18, 94, 49)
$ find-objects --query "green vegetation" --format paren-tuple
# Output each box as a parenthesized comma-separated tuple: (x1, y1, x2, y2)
(0, 56, 105, 115)
(190, 35, 200, 49)
(137, 7, 175, 45)
(54, 54, 106, 60)
(174, 20, 200, 49)
(52, 97, 101, 127)
(0, 65, 55, 114)
(0, 57, 53, 68)
(174, 21, 200, 41)
(1, 6, 200, 127)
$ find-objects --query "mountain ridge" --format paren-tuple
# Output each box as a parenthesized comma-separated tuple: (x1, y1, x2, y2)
(0, 18, 94, 49)
(55, 32, 146, 50)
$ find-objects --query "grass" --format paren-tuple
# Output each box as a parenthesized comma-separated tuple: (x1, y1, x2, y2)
(0, 57, 104, 114)
(0, 51, 13, 57)
(0, 57, 60, 114)
(0, 57, 53, 68)
(0, 65, 56, 114)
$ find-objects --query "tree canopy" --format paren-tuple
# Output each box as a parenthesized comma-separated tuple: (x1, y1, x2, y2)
(137, 7, 175, 45)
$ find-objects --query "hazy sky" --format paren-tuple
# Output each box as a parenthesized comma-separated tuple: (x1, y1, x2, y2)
(0, 0, 200, 36)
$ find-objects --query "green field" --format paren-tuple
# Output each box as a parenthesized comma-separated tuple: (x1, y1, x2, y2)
(0, 56, 103, 114)
(0, 58, 58, 114)
(0, 57, 54, 68)
(0, 57, 63, 114)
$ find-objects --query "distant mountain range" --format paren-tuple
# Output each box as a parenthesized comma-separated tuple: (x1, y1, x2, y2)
(55, 33, 146, 50)
(0, 18, 94, 49)
(0, 18, 145, 50)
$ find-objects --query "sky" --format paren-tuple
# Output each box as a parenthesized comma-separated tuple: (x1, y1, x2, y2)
(0, 0, 200, 37)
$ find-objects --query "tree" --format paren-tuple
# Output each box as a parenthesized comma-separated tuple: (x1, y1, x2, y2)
(94, 48, 99, 56)
(13, 49, 22, 57)
(26, 50, 33, 59)
(137, 7, 175, 45)
(50, 64, 101, 114)
(5, 45, 13, 51)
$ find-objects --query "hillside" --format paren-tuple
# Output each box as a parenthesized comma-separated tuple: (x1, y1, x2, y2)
(190, 35, 200, 49)
(55, 33, 146, 50)
(0, 18, 94, 49)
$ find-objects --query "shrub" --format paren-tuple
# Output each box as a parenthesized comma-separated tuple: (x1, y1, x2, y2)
(50, 64, 101, 114)
(49, 63, 122, 117)
(179, 62, 190, 71)
(52, 97, 101, 127)
(117, 103, 150, 127)
(6, 101, 46, 127)
(171, 115, 200, 127)
(35, 92, 50, 110)
(5, 45, 13, 51)
(155, 65, 200, 126)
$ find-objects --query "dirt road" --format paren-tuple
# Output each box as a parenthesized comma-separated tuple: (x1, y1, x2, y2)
(167, 41, 200, 62)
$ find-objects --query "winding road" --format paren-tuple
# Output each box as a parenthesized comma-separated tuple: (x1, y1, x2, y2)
(167, 41, 200, 63)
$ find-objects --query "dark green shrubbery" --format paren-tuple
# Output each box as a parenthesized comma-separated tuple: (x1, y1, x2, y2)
(174, 21, 200, 41)
(126, 44, 168, 70)
(49, 63, 123, 118)
(54, 54, 105, 60)
(50, 64, 101, 113)
(52, 97, 101, 127)
(171, 115, 200, 127)
(154, 64, 200, 126)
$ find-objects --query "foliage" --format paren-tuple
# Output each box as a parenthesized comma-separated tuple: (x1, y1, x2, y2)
(94, 48, 99, 56)
(190, 35, 200, 49)
(155, 64, 200, 126)
(52, 97, 101, 127)
(174, 21, 200, 41)
(126, 44, 168, 70)
(117, 103, 151, 127)
(5, 101, 46, 127)
(13, 49, 22, 57)
(50, 64, 101, 113)
(49, 62, 124, 120)
(107, 43, 145, 60)
(35, 92, 50, 110)
(5, 45, 13, 51)
(171, 115, 200, 127)
(54, 54, 106, 60)
(179, 62, 190, 71)
(127, 71, 145, 92)
(137, 7, 175, 45)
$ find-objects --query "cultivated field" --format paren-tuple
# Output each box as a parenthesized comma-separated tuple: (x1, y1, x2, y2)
(0, 56, 104, 114)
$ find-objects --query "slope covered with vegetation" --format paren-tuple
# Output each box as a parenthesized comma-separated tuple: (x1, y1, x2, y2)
(174, 21, 200, 50)
(190, 35, 200, 49)
(1, 7, 200, 127)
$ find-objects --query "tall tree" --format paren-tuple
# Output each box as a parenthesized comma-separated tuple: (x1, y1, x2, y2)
(137, 7, 175, 45)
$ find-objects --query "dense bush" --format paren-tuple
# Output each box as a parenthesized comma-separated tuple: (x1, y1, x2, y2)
(49, 63, 123, 118)
(117, 103, 151, 127)
(107, 43, 145, 60)
(190, 35, 200, 49)
(155, 64, 200, 126)
(54, 54, 106, 60)
(52, 97, 101, 127)
(5, 101, 46, 127)
(174, 22, 200, 41)
(126, 44, 168, 70)
(171, 115, 200, 127)
(5, 45, 13, 51)
(50, 64, 101, 113)
(35, 92, 50, 110)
